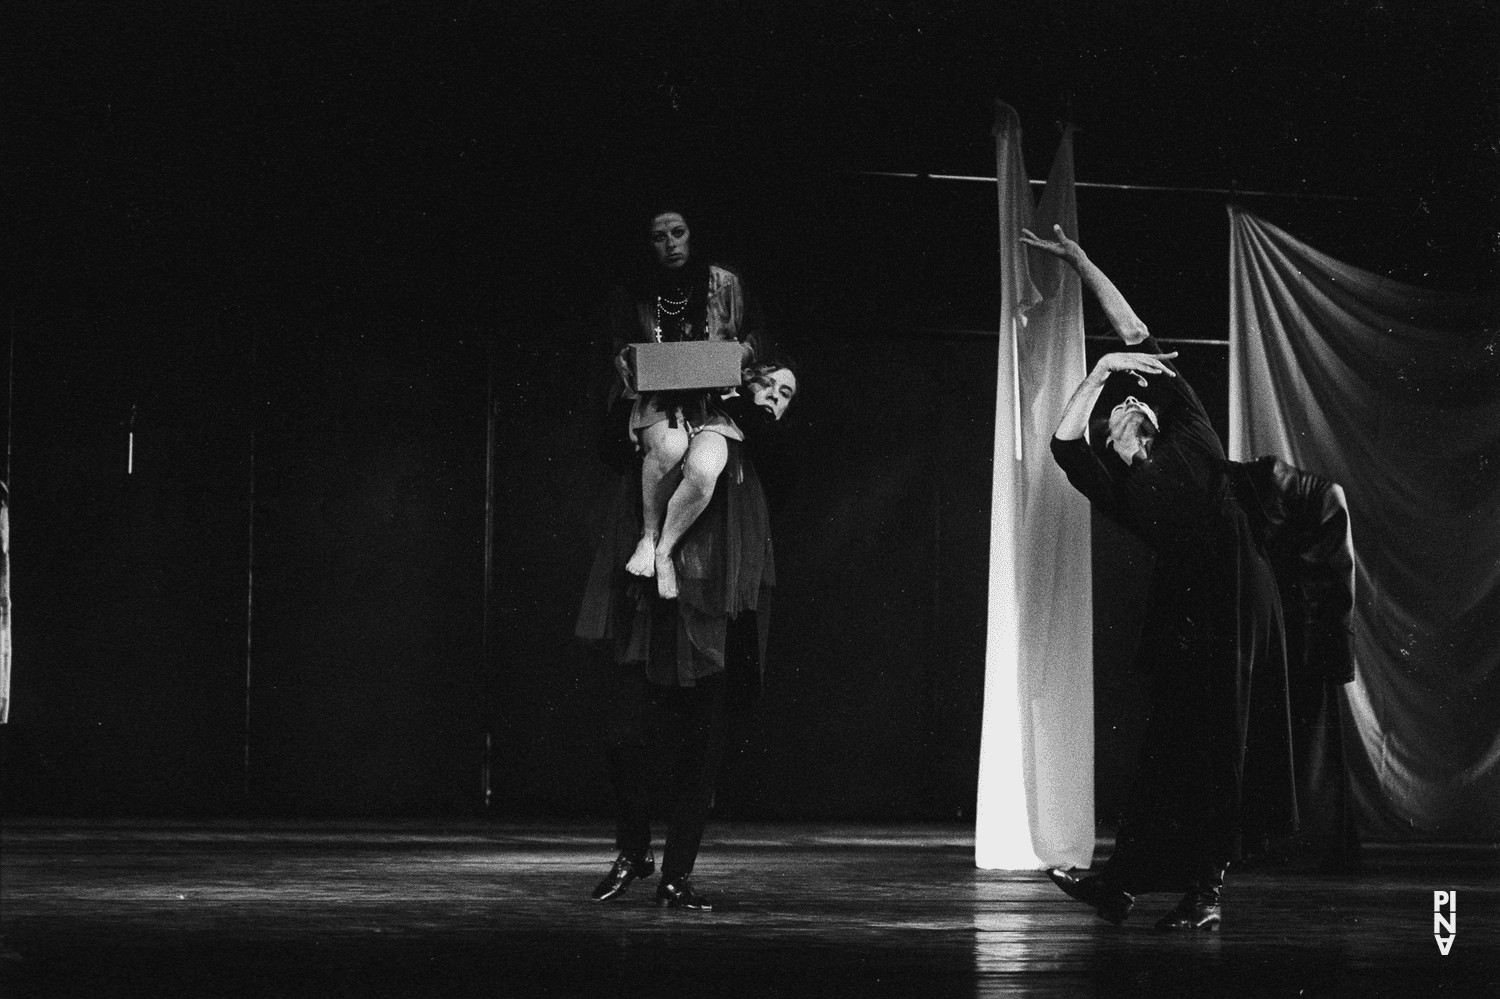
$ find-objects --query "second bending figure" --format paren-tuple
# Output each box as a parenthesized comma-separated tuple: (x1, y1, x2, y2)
(1024, 224, 1299, 932)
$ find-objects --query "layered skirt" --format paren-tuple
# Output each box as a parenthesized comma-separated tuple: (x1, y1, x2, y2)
(576, 438, 774, 687)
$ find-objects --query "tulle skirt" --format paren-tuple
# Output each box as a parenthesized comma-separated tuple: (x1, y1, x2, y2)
(576, 438, 773, 686)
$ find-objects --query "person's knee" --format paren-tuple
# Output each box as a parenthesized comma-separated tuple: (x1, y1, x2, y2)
(642, 423, 690, 468)
(682, 434, 728, 487)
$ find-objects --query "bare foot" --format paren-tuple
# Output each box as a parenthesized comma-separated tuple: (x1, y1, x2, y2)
(655, 550, 678, 600)
(625, 535, 657, 577)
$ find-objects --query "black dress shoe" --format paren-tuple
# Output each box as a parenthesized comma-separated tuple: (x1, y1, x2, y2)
(590, 850, 655, 902)
(655, 877, 713, 910)
(1046, 868, 1134, 925)
(1153, 894, 1222, 931)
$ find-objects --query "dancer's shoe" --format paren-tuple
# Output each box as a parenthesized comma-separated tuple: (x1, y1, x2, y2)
(1153, 893, 1222, 931)
(655, 877, 712, 910)
(590, 849, 655, 902)
(1046, 868, 1134, 925)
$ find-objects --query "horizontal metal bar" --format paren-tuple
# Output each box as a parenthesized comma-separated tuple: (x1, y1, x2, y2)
(1087, 335, 1228, 346)
(857, 171, 1361, 202)
(867, 326, 1229, 346)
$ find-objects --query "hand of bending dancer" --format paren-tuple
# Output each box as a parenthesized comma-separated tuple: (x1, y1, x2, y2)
(1093, 351, 1178, 388)
(1019, 224, 1086, 267)
(1021, 225, 1150, 345)
(1055, 351, 1177, 440)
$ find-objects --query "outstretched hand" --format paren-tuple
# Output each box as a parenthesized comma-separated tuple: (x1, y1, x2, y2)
(1094, 351, 1178, 388)
(1019, 224, 1084, 265)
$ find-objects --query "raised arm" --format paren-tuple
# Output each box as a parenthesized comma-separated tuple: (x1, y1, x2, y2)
(1055, 351, 1179, 440)
(1021, 224, 1149, 345)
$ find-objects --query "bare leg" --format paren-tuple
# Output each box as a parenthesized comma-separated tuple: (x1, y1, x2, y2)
(627, 421, 689, 577)
(655, 431, 728, 600)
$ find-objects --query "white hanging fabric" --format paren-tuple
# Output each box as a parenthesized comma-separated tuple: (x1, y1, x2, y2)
(975, 105, 1094, 870)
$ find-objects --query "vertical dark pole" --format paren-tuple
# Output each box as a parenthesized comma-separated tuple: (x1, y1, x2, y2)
(2, 317, 11, 730)
(481, 334, 497, 811)
(4, 316, 13, 488)
(932, 474, 942, 626)
(929, 464, 944, 814)
(243, 330, 258, 799)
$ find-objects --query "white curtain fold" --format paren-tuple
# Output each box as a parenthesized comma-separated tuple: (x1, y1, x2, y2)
(975, 105, 1094, 870)
(1228, 207, 1500, 839)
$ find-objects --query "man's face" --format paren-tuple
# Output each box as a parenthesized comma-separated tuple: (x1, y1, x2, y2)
(749, 368, 797, 421)
(1107, 396, 1157, 464)
(650, 213, 690, 269)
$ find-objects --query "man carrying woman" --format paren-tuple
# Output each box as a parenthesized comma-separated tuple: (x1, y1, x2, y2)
(576, 206, 798, 910)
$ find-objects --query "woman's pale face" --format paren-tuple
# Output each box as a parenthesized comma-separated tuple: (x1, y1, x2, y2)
(749, 368, 797, 421)
(650, 213, 690, 269)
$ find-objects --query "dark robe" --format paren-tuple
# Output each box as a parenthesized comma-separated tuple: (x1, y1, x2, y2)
(1227, 456, 1358, 863)
(1050, 335, 1298, 892)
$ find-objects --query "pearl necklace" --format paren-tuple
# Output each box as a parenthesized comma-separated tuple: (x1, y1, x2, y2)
(653, 292, 689, 342)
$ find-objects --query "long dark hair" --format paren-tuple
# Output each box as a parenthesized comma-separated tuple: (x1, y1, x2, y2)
(747, 352, 799, 386)
(636, 208, 711, 337)
(746, 352, 801, 423)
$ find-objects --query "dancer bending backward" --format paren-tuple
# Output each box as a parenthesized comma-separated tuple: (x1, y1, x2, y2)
(611, 210, 765, 600)
(1022, 225, 1297, 932)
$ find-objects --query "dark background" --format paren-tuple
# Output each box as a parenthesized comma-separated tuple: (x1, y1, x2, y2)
(3, 1, 1495, 821)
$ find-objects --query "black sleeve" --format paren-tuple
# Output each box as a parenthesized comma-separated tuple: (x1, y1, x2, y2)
(1114, 333, 1213, 437)
(1050, 434, 1128, 526)
(723, 392, 799, 514)
(722, 391, 784, 448)
(1254, 458, 1356, 687)
(1289, 469, 1357, 686)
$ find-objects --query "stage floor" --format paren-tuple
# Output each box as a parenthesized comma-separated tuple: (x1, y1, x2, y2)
(1, 820, 1494, 998)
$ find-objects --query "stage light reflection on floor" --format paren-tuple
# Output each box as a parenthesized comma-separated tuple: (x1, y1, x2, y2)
(1, 820, 1494, 999)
